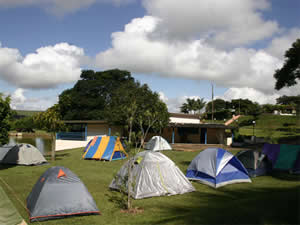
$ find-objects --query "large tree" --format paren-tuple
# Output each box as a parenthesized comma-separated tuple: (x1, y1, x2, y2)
(0, 93, 11, 145)
(274, 39, 300, 90)
(58, 69, 134, 120)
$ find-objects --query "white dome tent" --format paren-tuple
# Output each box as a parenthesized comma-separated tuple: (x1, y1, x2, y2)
(145, 136, 172, 151)
(110, 151, 195, 199)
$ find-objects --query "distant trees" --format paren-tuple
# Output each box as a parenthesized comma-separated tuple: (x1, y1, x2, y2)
(180, 98, 206, 114)
(0, 93, 12, 145)
(274, 39, 300, 90)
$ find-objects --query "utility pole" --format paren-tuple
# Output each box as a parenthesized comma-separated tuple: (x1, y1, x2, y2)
(211, 83, 214, 121)
(239, 98, 241, 115)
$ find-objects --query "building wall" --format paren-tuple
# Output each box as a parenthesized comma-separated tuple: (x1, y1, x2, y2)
(146, 127, 225, 144)
(56, 123, 123, 151)
(206, 128, 225, 144)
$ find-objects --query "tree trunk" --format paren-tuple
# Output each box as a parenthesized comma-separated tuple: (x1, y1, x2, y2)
(128, 120, 132, 144)
(51, 132, 56, 161)
(127, 159, 132, 209)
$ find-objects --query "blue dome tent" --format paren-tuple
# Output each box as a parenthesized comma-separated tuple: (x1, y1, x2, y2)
(186, 148, 251, 188)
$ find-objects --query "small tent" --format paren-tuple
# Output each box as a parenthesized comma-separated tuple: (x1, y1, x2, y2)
(236, 150, 271, 177)
(186, 148, 251, 188)
(262, 143, 300, 173)
(145, 136, 172, 151)
(0, 185, 27, 225)
(1, 143, 47, 166)
(0, 146, 13, 163)
(27, 166, 100, 222)
(110, 151, 195, 199)
(83, 136, 127, 161)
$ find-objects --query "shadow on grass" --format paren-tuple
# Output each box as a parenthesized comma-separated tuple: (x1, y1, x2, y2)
(270, 171, 300, 181)
(0, 164, 16, 170)
(148, 186, 300, 225)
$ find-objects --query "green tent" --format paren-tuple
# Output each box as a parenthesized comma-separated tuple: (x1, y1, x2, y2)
(0, 185, 27, 225)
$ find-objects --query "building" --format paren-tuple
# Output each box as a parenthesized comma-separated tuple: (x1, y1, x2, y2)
(55, 113, 232, 151)
(148, 113, 232, 144)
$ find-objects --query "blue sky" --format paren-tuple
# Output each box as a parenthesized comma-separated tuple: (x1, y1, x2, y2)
(0, 0, 299, 112)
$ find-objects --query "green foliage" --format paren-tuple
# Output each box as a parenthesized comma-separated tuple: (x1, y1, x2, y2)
(58, 69, 134, 120)
(180, 98, 206, 114)
(205, 99, 229, 113)
(34, 104, 65, 133)
(274, 39, 300, 90)
(276, 95, 300, 105)
(12, 116, 35, 132)
(0, 93, 11, 145)
(106, 80, 169, 143)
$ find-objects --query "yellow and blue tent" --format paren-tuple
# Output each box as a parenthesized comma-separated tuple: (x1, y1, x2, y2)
(83, 136, 127, 161)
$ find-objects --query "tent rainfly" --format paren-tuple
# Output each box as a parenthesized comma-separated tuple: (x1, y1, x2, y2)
(262, 143, 300, 173)
(186, 148, 251, 188)
(0, 185, 27, 225)
(145, 136, 172, 151)
(236, 150, 272, 177)
(83, 136, 127, 161)
(1, 143, 47, 166)
(110, 151, 195, 199)
(27, 166, 100, 222)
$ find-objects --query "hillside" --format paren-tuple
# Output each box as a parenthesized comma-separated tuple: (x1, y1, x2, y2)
(236, 114, 300, 143)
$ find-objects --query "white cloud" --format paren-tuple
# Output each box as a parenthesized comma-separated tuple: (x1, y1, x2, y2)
(0, 42, 85, 89)
(10, 88, 58, 110)
(265, 28, 300, 59)
(159, 92, 208, 113)
(142, 0, 279, 47)
(95, 16, 285, 94)
(0, 0, 135, 15)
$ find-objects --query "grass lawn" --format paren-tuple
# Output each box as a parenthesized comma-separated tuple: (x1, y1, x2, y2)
(0, 148, 299, 225)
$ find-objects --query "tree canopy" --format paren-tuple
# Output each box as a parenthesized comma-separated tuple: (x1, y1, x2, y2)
(276, 95, 300, 106)
(58, 69, 134, 120)
(0, 93, 11, 145)
(58, 69, 169, 141)
(274, 39, 300, 90)
(180, 98, 206, 114)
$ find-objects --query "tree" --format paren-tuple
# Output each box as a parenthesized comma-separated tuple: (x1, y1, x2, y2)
(274, 39, 300, 90)
(0, 93, 11, 145)
(181, 98, 206, 114)
(276, 95, 300, 105)
(58, 69, 134, 120)
(205, 99, 228, 113)
(34, 104, 65, 161)
(107, 82, 169, 210)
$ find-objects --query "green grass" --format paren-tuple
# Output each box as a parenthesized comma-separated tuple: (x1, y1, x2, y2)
(227, 114, 300, 142)
(0, 148, 299, 225)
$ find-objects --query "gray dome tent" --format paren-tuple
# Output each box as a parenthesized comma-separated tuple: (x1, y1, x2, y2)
(110, 151, 195, 199)
(236, 149, 271, 177)
(27, 166, 100, 222)
(1, 143, 47, 165)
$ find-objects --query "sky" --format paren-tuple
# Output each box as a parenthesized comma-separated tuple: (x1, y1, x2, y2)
(0, 0, 299, 112)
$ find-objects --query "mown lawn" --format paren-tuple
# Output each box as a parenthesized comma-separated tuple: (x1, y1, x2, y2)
(0, 148, 299, 225)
